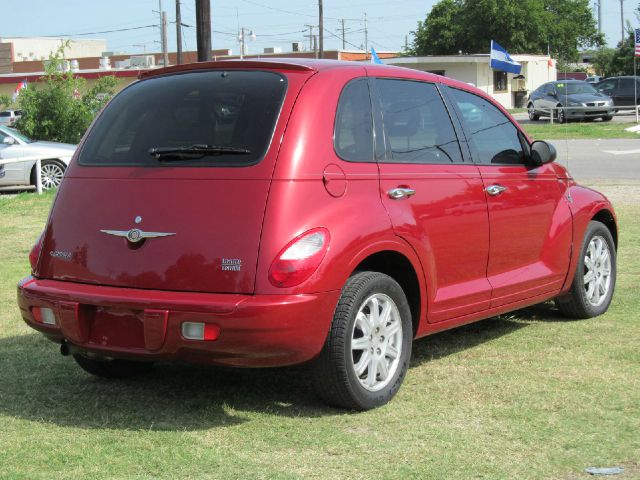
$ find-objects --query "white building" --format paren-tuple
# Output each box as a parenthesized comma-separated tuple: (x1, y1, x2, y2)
(0, 37, 107, 62)
(386, 54, 557, 109)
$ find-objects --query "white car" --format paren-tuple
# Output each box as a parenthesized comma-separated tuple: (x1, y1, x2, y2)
(0, 126, 76, 190)
(0, 109, 22, 126)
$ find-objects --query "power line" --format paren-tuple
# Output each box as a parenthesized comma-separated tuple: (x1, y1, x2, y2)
(41, 24, 160, 37)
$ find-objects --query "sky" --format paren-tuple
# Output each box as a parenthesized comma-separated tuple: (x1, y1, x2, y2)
(0, 0, 638, 57)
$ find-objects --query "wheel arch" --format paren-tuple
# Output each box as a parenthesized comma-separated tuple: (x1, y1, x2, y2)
(592, 208, 618, 249)
(351, 249, 422, 338)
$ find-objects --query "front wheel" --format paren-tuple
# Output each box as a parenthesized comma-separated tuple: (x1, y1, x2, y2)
(312, 272, 412, 410)
(556, 221, 616, 319)
(602, 115, 613, 122)
(556, 106, 567, 124)
(528, 103, 539, 121)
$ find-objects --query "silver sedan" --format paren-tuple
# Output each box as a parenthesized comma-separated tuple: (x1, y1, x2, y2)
(0, 126, 76, 190)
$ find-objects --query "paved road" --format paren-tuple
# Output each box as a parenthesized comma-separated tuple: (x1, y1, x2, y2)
(542, 138, 640, 181)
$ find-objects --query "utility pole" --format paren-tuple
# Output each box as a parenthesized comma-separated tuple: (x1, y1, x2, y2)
(161, 11, 169, 66)
(313, 35, 318, 58)
(157, 0, 164, 56)
(620, 0, 625, 43)
(364, 13, 368, 59)
(404, 35, 408, 51)
(340, 19, 346, 50)
(176, 0, 182, 64)
(195, 0, 211, 61)
(305, 25, 315, 52)
(597, 0, 602, 34)
(318, 0, 324, 59)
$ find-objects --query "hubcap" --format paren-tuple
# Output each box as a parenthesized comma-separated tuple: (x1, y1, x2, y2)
(350, 293, 403, 392)
(583, 235, 612, 307)
(41, 163, 65, 189)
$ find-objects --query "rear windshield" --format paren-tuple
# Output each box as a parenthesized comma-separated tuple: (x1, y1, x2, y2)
(78, 70, 287, 167)
(0, 112, 11, 117)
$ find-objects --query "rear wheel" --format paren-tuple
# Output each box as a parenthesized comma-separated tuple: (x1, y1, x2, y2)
(528, 103, 539, 121)
(35, 159, 66, 190)
(556, 221, 616, 319)
(312, 272, 412, 410)
(73, 353, 154, 379)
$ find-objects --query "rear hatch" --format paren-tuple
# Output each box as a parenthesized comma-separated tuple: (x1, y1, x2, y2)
(36, 65, 314, 294)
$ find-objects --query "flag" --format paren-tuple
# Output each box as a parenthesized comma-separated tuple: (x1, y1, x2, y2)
(370, 47, 383, 65)
(547, 58, 554, 68)
(635, 28, 640, 58)
(12, 79, 27, 102)
(490, 41, 522, 74)
(73, 87, 80, 99)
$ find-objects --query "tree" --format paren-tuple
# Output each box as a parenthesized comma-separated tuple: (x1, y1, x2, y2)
(408, 0, 603, 62)
(16, 45, 116, 144)
(0, 94, 11, 111)
(591, 47, 616, 77)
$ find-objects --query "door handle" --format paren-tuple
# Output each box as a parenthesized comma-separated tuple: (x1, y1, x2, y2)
(485, 184, 507, 196)
(387, 187, 416, 200)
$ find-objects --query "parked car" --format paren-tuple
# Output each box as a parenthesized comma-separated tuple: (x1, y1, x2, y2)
(0, 109, 22, 126)
(594, 76, 640, 107)
(527, 80, 615, 123)
(0, 125, 76, 190)
(585, 76, 602, 84)
(18, 60, 618, 410)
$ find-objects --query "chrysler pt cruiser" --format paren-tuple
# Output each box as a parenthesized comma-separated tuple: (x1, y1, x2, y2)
(17, 60, 617, 410)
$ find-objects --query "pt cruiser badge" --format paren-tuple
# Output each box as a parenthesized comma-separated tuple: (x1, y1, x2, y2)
(100, 228, 175, 243)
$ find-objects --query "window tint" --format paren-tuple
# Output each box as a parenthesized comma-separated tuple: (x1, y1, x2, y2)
(619, 78, 635, 93)
(449, 88, 525, 165)
(597, 79, 616, 91)
(334, 78, 374, 162)
(78, 70, 287, 167)
(376, 79, 462, 164)
(0, 112, 11, 117)
(543, 84, 555, 95)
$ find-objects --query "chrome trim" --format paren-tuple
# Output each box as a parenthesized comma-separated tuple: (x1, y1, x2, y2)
(387, 187, 416, 200)
(485, 184, 507, 196)
(100, 228, 175, 243)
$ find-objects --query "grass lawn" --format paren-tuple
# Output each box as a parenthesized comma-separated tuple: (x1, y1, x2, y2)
(523, 121, 639, 140)
(0, 189, 638, 479)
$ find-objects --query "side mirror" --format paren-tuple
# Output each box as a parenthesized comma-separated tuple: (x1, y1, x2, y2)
(2, 136, 16, 145)
(530, 140, 557, 166)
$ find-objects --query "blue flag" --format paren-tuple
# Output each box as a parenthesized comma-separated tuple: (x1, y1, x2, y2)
(490, 41, 522, 74)
(370, 47, 383, 64)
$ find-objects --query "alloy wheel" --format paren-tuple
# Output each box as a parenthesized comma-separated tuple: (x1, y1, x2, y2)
(583, 235, 612, 307)
(350, 293, 403, 392)
(40, 162, 65, 189)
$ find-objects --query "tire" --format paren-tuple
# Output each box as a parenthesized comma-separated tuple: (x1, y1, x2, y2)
(528, 103, 539, 121)
(555, 221, 616, 319)
(37, 159, 66, 190)
(312, 272, 412, 410)
(73, 353, 154, 379)
(602, 115, 613, 122)
(556, 106, 566, 124)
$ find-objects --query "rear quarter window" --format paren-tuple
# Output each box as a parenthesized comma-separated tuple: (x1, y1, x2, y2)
(78, 70, 287, 167)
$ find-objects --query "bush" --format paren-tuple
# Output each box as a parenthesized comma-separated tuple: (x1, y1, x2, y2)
(16, 45, 116, 144)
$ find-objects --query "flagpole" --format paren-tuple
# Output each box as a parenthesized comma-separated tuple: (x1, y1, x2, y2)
(635, 55, 638, 123)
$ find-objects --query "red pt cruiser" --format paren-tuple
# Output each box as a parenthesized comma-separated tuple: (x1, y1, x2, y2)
(17, 60, 617, 410)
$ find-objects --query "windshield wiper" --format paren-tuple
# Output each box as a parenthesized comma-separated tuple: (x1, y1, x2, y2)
(149, 144, 251, 160)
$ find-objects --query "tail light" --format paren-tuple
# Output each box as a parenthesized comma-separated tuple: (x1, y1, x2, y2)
(29, 232, 45, 273)
(269, 227, 330, 288)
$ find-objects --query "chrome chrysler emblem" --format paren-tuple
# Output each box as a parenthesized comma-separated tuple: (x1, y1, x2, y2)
(100, 228, 175, 243)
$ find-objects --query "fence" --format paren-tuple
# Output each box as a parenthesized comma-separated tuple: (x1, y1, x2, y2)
(537, 105, 640, 124)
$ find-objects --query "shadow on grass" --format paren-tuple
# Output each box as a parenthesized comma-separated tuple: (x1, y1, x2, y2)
(0, 302, 569, 430)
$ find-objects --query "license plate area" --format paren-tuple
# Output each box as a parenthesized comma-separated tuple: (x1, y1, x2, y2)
(87, 307, 145, 350)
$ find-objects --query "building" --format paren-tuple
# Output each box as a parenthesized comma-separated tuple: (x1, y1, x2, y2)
(0, 37, 107, 65)
(385, 54, 557, 109)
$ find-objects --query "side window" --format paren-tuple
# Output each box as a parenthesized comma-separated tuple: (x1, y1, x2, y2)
(449, 88, 525, 165)
(597, 79, 616, 91)
(375, 79, 463, 164)
(334, 78, 374, 162)
(619, 78, 634, 94)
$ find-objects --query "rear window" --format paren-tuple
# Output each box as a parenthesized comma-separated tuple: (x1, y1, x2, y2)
(78, 70, 287, 167)
(0, 112, 11, 117)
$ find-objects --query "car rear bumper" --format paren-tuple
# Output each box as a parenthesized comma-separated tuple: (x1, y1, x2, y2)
(17, 276, 339, 367)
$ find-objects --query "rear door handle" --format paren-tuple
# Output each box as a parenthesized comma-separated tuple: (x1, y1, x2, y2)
(485, 184, 507, 196)
(388, 187, 416, 199)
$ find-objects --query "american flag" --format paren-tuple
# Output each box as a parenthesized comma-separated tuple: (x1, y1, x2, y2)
(636, 29, 640, 57)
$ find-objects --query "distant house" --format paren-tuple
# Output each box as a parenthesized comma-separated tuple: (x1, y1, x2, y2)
(385, 54, 557, 109)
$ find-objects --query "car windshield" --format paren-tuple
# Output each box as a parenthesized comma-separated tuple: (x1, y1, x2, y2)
(556, 82, 597, 95)
(78, 70, 288, 167)
(0, 126, 34, 143)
